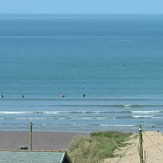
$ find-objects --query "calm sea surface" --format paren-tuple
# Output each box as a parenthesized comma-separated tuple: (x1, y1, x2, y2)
(0, 14, 163, 132)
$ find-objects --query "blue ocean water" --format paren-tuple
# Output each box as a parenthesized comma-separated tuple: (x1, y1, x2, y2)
(0, 14, 163, 132)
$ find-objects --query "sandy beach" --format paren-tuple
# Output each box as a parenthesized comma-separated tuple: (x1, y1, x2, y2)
(0, 131, 88, 151)
(0, 131, 162, 163)
(104, 131, 163, 163)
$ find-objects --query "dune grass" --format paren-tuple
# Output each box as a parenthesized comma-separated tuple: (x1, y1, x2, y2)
(67, 131, 132, 163)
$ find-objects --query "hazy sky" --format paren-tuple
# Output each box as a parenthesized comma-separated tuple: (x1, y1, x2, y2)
(0, 0, 162, 14)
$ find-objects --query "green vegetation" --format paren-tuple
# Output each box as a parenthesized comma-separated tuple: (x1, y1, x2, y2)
(67, 131, 132, 163)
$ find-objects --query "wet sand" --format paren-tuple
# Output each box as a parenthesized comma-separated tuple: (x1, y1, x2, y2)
(0, 131, 88, 151)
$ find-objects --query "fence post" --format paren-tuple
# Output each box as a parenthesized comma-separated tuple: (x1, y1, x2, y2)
(139, 125, 143, 163)
(29, 122, 33, 150)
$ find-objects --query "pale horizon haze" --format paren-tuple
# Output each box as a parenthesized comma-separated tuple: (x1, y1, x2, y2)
(0, 0, 163, 14)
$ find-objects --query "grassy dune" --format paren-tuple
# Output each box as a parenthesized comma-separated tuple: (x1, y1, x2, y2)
(67, 131, 132, 163)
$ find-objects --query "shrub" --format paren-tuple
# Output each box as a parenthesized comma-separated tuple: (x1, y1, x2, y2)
(67, 136, 101, 163)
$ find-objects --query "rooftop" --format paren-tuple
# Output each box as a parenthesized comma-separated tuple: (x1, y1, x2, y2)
(0, 151, 71, 163)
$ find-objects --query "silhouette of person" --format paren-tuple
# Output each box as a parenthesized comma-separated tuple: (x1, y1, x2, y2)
(61, 94, 65, 98)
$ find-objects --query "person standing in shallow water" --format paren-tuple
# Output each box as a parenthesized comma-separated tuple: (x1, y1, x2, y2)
(83, 94, 86, 98)
(61, 94, 65, 98)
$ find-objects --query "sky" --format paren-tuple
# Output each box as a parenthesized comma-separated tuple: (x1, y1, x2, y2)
(0, 0, 163, 14)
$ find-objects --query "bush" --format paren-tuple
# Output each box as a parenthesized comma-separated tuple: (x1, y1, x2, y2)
(67, 136, 101, 163)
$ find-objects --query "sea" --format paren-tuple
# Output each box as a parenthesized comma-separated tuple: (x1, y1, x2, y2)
(0, 14, 163, 133)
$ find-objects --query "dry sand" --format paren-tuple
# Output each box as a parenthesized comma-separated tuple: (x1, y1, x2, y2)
(0, 131, 88, 151)
(104, 131, 163, 163)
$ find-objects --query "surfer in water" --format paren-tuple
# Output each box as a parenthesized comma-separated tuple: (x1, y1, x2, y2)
(61, 94, 65, 98)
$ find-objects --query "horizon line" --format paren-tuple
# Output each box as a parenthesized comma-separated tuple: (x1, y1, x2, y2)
(0, 13, 163, 15)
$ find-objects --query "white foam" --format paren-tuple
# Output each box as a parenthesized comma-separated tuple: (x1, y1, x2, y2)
(132, 110, 160, 114)
(133, 115, 154, 118)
